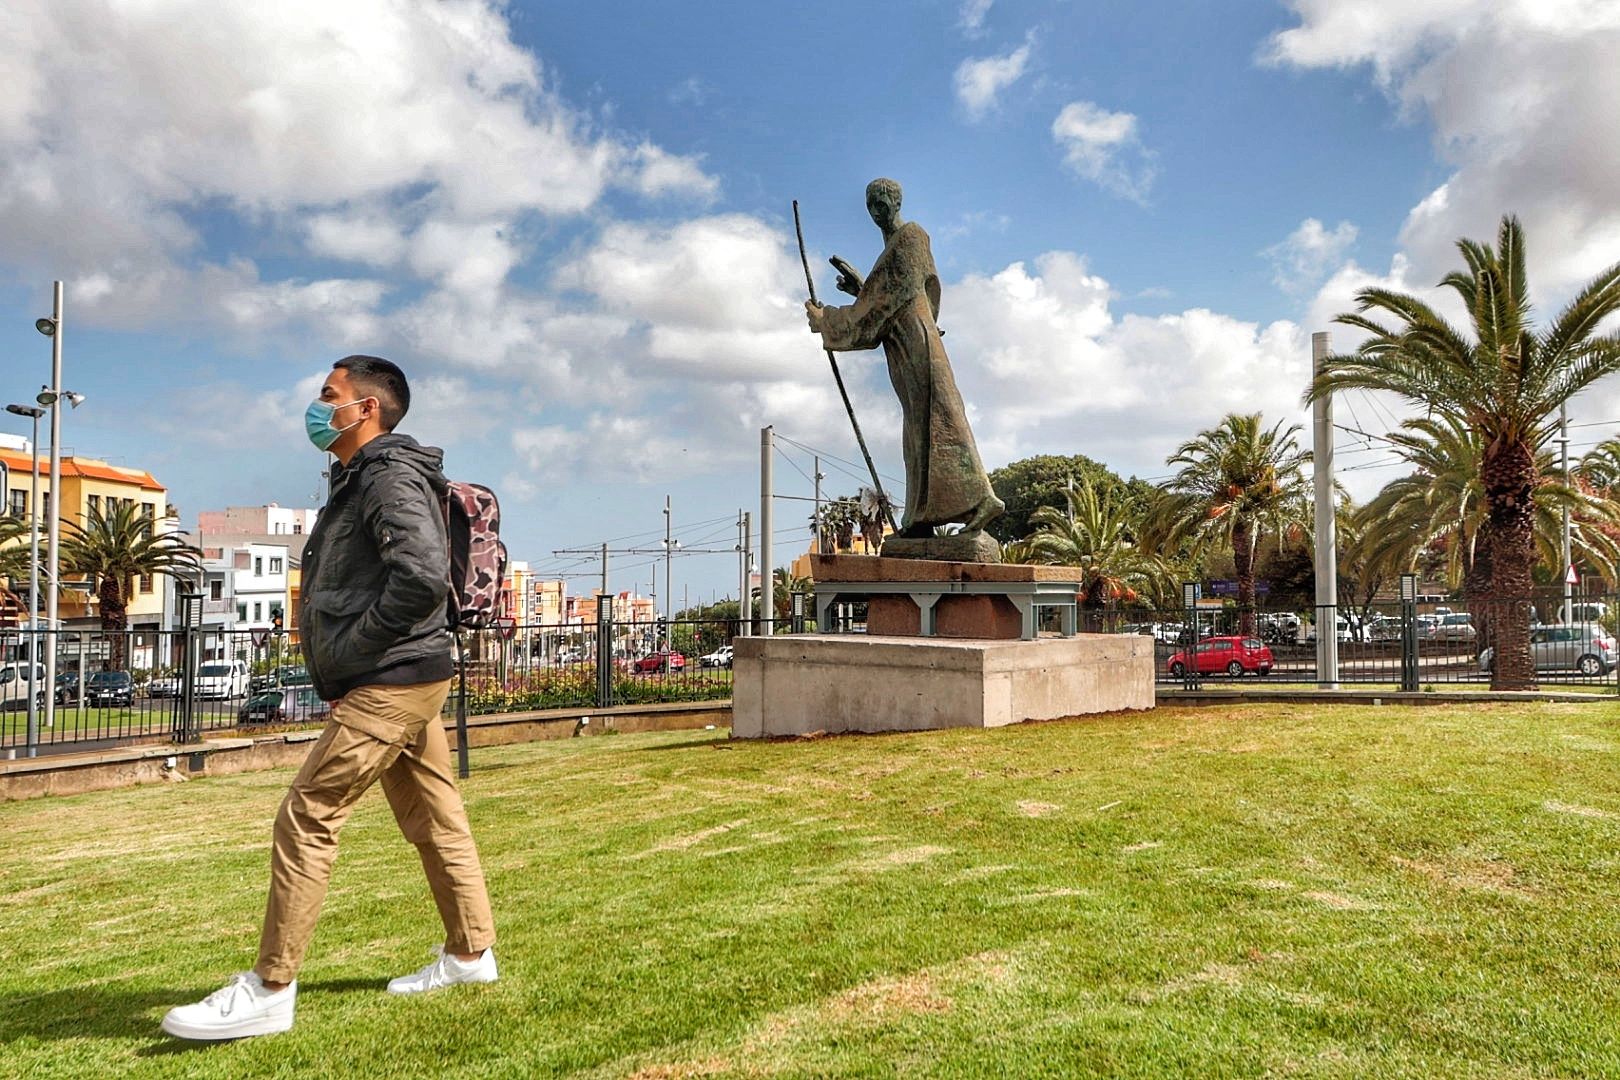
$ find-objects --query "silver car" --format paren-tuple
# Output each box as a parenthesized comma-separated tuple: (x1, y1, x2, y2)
(1479, 625, 1617, 676)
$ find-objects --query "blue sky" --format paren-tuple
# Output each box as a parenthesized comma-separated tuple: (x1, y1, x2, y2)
(2, 0, 1618, 605)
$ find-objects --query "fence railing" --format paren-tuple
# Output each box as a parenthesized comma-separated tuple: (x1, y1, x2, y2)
(1080, 590, 1619, 692)
(0, 608, 812, 757)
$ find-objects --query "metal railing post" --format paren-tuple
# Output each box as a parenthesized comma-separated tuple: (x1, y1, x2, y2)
(1399, 573, 1419, 693)
(596, 596, 614, 708)
(1182, 582, 1201, 690)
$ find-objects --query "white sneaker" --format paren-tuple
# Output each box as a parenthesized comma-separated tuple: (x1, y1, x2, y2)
(387, 945, 498, 994)
(161, 972, 296, 1040)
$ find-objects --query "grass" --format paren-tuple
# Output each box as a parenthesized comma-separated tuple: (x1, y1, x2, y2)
(5, 700, 1620, 1077)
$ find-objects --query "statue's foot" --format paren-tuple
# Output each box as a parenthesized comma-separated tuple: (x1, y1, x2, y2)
(964, 494, 1005, 533)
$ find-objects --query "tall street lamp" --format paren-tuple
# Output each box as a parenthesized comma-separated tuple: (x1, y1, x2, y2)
(34, 281, 71, 734)
(5, 403, 44, 757)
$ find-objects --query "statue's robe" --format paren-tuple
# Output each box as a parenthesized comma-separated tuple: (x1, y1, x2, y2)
(816, 222, 994, 533)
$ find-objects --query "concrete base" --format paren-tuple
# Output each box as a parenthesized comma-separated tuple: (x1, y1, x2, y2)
(732, 633, 1154, 738)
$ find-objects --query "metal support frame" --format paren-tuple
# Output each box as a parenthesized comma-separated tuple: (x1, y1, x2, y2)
(812, 580, 1079, 641)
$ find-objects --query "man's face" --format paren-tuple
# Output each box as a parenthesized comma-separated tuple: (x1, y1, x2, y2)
(317, 368, 377, 452)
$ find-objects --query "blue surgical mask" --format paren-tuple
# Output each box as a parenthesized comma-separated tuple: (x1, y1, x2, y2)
(305, 398, 369, 452)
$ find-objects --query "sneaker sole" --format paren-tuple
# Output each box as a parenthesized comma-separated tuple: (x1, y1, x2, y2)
(160, 1008, 294, 1041)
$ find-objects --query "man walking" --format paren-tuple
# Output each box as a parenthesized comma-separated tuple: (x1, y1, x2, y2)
(163, 356, 497, 1041)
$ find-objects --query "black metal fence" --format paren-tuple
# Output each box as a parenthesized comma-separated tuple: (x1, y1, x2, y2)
(0, 610, 810, 757)
(1081, 590, 1620, 692)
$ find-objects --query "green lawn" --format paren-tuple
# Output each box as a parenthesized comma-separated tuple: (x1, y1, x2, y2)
(5, 701, 1620, 1077)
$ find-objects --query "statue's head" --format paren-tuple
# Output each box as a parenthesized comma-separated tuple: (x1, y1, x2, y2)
(865, 178, 902, 230)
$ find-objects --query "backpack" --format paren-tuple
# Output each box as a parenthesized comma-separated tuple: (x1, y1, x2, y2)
(442, 481, 508, 630)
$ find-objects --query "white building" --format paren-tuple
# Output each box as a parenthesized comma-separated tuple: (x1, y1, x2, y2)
(198, 504, 317, 537)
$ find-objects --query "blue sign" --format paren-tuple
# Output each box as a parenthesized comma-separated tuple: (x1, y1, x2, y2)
(1208, 580, 1270, 596)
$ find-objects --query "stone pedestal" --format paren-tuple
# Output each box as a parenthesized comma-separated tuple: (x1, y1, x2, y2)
(732, 633, 1154, 738)
(812, 554, 1085, 640)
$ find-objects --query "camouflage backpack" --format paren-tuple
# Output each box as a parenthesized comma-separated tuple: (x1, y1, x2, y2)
(441, 481, 508, 630)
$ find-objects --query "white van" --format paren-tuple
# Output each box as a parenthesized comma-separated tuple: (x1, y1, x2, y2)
(195, 660, 250, 700)
(0, 663, 47, 711)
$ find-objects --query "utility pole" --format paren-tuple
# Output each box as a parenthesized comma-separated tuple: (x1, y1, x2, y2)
(740, 511, 753, 635)
(663, 494, 675, 626)
(1311, 331, 1339, 688)
(813, 455, 823, 551)
(601, 541, 608, 599)
(44, 281, 63, 732)
(761, 426, 774, 631)
(1561, 404, 1573, 625)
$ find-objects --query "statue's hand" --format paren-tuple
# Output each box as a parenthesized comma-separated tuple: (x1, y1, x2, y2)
(804, 299, 826, 334)
(830, 255, 863, 297)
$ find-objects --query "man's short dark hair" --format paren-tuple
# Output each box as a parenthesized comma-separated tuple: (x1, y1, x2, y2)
(333, 355, 409, 431)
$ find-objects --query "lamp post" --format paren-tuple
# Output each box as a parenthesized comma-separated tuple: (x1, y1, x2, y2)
(5, 404, 44, 756)
(34, 281, 83, 736)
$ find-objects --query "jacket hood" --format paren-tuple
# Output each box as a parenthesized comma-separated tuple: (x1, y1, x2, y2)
(338, 433, 448, 494)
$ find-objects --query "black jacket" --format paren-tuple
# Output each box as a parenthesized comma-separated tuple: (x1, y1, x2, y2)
(300, 433, 453, 702)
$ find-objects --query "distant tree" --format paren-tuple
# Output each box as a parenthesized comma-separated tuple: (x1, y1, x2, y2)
(60, 502, 202, 670)
(986, 453, 1156, 543)
(1025, 478, 1173, 608)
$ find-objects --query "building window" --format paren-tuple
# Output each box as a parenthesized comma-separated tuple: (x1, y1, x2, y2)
(237, 603, 247, 622)
(269, 557, 283, 573)
(210, 580, 223, 601)
(8, 490, 23, 518)
(140, 575, 154, 594)
(41, 492, 49, 522)
(254, 557, 263, 576)
(293, 522, 303, 534)
(88, 494, 100, 519)
(253, 602, 262, 622)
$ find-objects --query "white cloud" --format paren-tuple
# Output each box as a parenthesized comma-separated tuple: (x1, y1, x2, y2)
(1267, 0, 1620, 304)
(1264, 218, 1359, 292)
(939, 252, 1310, 478)
(1051, 101, 1157, 203)
(958, 0, 995, 36)
(953, 37, 1033, 120)
(0, 0, 717, 330)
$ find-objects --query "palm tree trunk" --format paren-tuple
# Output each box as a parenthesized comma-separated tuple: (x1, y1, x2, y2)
(1482, 436, 1536, 690)
(1463, 525, 1494, 657)
(99, 578, 129, 671)
(1233, 519, 1257, 637)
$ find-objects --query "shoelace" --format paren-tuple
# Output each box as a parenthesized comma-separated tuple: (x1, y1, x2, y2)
(202, 973, 257, 1017)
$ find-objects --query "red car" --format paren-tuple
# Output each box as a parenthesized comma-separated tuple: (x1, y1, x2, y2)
(1167, 636, 1274, 678)
(633, 650, 686, 674)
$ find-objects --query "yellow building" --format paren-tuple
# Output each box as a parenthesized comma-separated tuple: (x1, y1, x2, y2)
(0, 447, 170, 628)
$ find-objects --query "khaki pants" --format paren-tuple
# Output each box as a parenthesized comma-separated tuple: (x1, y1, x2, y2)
(254, 680, 496, 984)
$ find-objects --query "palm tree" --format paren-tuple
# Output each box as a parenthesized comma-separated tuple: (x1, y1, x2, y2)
(1144, 413, 1311, 635)
(1310, 215, 1620, 688)
(1025, 477, 1173, 608)
(60, 502, 202, 670)
(770, 567, 813, 620)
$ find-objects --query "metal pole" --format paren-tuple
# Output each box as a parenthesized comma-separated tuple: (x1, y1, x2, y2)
(600, 540, 608, 601)
(45, 281, 63, 731)
(1311, 331, 1339, 688)
(741, 512, 753, 635)
(813, 455, 822, 551)
(24, 411, 39, 757)
(664, 494, 673, 626)
(761, 426, 774, 633)
(1561, 404, 1573, 625)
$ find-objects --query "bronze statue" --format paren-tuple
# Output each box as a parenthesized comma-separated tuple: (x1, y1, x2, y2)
(805, 179, 1004, 555)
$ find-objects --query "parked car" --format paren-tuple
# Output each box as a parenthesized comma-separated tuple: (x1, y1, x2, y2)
(238, 686, 332, 726)
(54, 671, 80, 705)
(147, 673, 181, 698)
(1365, 614, 1403, 642)
(1425, 613, 1477, 641)
(1166, 636, 1275, 678)
(250, 665, 311, 693)
(1479, 625, 1617, 676)
(195, 660, 250, 699)
(0, 663, 47, 711)
(699, 645, 733, 669)
(86, 670, 135, 708)
(633, 650, 686, 674)
(554, 647, 585, 665)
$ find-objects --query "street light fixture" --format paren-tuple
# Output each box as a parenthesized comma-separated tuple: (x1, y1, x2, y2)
(35, 317, 57, 337)
(4, 403, 44, 758)
(37, 281, 65, 737)
(35, 390, 83, 409)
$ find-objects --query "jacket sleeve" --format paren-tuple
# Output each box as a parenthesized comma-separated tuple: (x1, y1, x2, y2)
(344, 463, 450, 658)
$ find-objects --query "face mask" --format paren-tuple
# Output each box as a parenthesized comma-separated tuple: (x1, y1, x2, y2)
(305, 398, 370, 452)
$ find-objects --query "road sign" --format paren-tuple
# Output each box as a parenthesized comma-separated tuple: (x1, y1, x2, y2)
(251, 629, 271, 648)
(495, 616, 517, 641)
(1566, 564, 1580, 586)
